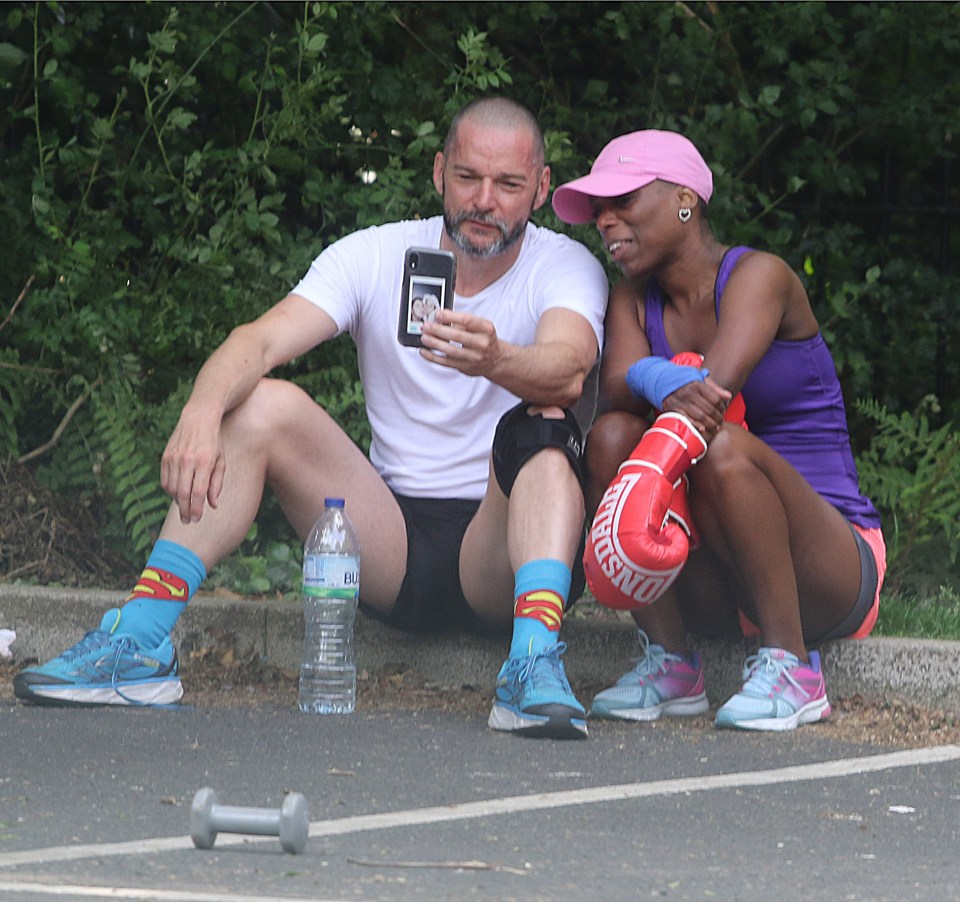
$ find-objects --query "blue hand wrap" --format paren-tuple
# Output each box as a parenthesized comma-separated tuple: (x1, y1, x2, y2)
(625, 357, 708, 409)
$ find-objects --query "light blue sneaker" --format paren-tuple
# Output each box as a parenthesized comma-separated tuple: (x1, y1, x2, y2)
(13, 608, 183, 706)
(591, 630, 709, 722)
(714, 647, 831, 732)
(488, 641, 588, 739)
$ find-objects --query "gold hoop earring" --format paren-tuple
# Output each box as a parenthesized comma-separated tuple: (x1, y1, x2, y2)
(678, 208, 692, 223)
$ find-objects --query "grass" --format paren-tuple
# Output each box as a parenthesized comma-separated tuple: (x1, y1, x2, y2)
(873, 586, 960, 641)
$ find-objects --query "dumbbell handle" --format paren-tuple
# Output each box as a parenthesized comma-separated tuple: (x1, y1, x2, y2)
(190, 788, 309, 854)
(210, 804, 283, 837)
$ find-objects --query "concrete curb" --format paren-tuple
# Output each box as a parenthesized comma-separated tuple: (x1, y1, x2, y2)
(2, 584, 959, 716)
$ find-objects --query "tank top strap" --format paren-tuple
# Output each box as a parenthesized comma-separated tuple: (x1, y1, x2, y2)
(643, 278, 670, 358)
(714, 246, 753, 318)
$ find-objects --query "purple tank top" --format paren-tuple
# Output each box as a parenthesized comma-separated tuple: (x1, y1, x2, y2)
(644, 246, 880, 527)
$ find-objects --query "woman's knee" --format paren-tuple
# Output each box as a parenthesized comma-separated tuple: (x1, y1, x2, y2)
(585, 412, 646, 473)
(585, 412, 648, 512)
(690, 424, 756, 494)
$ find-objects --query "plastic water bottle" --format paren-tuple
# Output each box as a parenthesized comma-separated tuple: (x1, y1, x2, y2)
(298, 498, 360, 714)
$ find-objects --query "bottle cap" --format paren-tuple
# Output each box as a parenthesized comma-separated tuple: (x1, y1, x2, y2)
(324, 497, 345, 508)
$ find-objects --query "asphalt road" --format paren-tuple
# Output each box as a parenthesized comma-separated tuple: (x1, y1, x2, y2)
(1, 696, 959, 902)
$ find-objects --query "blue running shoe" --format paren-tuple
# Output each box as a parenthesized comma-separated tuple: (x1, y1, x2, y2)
(13, 608, 183, 706)
(487, 641, 587, 739)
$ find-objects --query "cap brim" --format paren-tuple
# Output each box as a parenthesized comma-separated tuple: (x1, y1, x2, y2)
(552, 172, 657, 224)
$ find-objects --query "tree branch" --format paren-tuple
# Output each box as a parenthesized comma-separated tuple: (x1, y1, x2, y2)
(0, 275, 35, 335)
(18, 375, 105, 465)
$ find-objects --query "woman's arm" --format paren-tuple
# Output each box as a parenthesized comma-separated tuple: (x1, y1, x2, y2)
(595, 279, 652, 418)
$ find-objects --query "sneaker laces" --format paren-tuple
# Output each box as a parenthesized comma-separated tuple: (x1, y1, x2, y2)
(58, 628, 114, 661)
(515, 641, 571, 691)
(740, 650, 808, 700)
(110, 636, 146, 706)
(629, 630, 684, 678)
(108, 636, 183, 709)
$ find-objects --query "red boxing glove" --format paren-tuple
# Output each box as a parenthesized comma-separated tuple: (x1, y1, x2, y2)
(584, 412, 707, 610)
(667, 473, 699, 548)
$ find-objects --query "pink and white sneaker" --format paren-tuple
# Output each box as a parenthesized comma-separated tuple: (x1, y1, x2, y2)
(715, 647, 831, 732)
(590, 630, 709, 722)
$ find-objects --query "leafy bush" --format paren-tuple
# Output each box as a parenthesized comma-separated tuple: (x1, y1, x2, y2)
(1, 2, 958, 598)
(855, 397, 960, 595)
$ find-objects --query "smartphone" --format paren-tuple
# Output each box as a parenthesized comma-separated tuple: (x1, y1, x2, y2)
(397, 247, 457, 347)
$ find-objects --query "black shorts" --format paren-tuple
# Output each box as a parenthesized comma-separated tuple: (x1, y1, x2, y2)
(359, 493, 586, 637)
(808, 520, 881, 644)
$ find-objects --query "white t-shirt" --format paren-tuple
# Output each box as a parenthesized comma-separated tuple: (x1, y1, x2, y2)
(291, 216, 608, 499)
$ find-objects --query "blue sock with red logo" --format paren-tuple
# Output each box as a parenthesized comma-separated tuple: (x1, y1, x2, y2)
(508, 559, 571, 658)
(117, 540, 206, 648)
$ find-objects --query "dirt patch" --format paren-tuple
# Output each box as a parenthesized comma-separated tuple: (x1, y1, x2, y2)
(0, 462, 137, 589)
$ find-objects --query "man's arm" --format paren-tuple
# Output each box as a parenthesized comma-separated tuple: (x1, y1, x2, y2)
(162, 294, 338, 523)
(418, 306, 598, 408)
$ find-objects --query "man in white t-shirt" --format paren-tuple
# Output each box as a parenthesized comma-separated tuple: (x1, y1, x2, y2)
(15, 97, 609, 740)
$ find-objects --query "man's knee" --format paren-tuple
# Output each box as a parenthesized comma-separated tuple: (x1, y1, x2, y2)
(492, 402, 584, 496)
(226, 378, 313, 434)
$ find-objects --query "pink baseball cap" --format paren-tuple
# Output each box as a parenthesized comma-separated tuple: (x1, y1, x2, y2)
(552, 130, 713, 224)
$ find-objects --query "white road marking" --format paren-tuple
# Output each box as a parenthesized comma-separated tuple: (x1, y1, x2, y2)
(0, 884, 347, 902)
(0, 744, 956, 884)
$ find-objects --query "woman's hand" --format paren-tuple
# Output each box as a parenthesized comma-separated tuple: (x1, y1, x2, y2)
(661, 375, 732, 442)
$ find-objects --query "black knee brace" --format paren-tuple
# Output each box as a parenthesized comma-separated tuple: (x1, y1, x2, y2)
(492, 402, 584, 496)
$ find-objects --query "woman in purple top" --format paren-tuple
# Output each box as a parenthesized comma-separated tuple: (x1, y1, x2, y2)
(552, 130, 885, 732)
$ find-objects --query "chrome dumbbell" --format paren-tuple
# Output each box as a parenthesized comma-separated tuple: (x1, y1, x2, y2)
(189, 787, 309, 854)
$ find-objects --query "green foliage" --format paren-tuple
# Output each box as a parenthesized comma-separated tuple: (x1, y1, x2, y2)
(205, 523, 302, 598)
(1, 2, 958, 600)
(855, 397, 960, 595)
(90, 384, 172, 557)
(874, 585, 960, 641)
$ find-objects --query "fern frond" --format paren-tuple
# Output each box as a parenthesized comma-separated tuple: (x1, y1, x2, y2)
(91, 384, 169, 556)
(855, 397, 960, 594)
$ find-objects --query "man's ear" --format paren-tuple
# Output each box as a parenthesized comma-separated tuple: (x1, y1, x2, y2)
(432, 152, 445, 195)
(532, 164, 551, 211)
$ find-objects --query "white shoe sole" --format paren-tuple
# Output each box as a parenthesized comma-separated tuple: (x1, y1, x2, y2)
(19, 677, 184, 706)
(488, 703, 588, 739)
(592, 692, 709, 722)
(715, 696, 831, 732)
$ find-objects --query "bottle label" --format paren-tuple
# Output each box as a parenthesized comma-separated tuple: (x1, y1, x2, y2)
(303, 554, 360, 599)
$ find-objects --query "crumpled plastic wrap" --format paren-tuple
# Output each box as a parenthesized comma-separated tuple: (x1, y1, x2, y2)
(0, 629, 16, 659)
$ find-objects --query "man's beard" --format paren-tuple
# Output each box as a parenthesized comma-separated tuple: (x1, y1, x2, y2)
(443, 208, 528, 259)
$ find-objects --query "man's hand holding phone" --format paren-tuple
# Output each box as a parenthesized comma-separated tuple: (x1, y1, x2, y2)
(418, 309, 503, 377)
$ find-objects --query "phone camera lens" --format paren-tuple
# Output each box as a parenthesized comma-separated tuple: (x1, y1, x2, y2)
(410, 254, 418, 270)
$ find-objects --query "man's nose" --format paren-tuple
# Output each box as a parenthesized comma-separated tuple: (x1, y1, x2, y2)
(475, 176, 497, 208)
